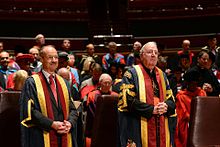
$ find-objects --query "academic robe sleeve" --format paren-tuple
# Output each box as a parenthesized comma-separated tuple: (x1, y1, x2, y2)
(163, 73, 176, 116)
(20, 77, 53, 131)
(68, 88, 79, 128)
(119, 68, 154, 119)
(164, 98, 176, 116)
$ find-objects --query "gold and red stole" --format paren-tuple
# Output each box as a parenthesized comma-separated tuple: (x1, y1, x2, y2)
(32, 72, 72, 147)
(134, 64, 170, 147)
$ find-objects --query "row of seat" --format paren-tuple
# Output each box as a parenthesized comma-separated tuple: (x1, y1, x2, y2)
(0, 91, 219, 146)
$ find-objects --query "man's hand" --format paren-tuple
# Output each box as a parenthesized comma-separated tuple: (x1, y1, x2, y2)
(51, 121, 65, 131)
(57, 120, 72, 134)
(153, 102, 168, 115)
(157, 102, 168, 115)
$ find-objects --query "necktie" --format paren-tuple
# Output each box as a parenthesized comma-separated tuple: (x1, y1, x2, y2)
(216, 71, 220, 79)
(49, 75, 58, 104)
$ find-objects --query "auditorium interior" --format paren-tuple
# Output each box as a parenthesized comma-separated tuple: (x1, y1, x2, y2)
(0, 1, 220, 146)
(0, 0, 220, 57)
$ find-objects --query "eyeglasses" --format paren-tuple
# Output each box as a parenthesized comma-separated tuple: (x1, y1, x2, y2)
(142, 50, 159, 56)
(45, 55, 58, 60)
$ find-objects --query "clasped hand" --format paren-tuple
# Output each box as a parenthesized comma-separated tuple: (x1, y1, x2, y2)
(153, 102, 168, 115)
(51, 120, 72, 134)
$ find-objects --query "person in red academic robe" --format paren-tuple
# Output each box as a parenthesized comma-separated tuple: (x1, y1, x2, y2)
(175, 70, 206, 147)
(85, 73, 118, 147)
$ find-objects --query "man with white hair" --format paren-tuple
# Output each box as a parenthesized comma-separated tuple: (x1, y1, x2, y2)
(118, 41, 175, 147)
(85, 73, 118, 147)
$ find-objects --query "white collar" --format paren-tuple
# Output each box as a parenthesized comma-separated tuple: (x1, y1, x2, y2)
(42, 70, 56, 82)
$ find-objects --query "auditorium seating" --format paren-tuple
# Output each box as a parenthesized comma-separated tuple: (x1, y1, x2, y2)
(91, 95, 119, 147)
(188, 96, 220, 147)
(0, 91, 21, 147)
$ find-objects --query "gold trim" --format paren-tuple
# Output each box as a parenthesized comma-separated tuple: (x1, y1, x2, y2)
(157, 67, 175, 102)
(56, 75, 69, 113)
(32, 74, 50, 147)
(56, 75, 72, 146)
(165, 118, 170, 147)
(157, 68, 166, 99)
(157, 68, 171, 147)
(21, 99, 34, 127)
(118, 83, 135, 112)
(32, 75, 48, 116)
(134, 65, 148, 147)
(67, 133, 72, 147)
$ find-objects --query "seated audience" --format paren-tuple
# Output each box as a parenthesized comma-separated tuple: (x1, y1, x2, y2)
(175, 70, 206, 147)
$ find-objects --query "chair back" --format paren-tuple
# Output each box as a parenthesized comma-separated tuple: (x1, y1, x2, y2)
(189, 96, 220, 147)
(91, 95, 119, 147)
(0, 91, 21, 147)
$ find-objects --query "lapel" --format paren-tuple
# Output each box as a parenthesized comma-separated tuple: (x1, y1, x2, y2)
(42, 72, 60, 109)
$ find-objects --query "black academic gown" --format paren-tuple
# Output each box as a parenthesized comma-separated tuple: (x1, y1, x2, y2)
(118, 64, 176, 147)
(20, 72, 78, 147)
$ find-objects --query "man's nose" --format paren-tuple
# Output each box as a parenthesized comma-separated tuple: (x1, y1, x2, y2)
(152, 51, 156, 56)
